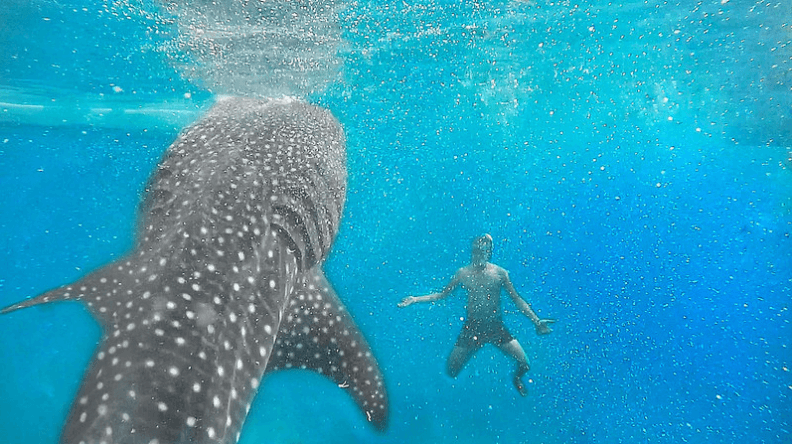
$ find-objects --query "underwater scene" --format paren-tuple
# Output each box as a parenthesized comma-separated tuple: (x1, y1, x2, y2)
(0, 0, 790, 443)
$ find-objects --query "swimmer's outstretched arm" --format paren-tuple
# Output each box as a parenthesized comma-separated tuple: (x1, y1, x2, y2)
(398, 273, 461, 307)
(503, 272, 556, 335)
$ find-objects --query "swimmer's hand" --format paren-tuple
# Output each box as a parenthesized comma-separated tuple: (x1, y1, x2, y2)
(398, 296, 417, 308)
(399, 293, 443, 307)
(535, 318, 556, 335)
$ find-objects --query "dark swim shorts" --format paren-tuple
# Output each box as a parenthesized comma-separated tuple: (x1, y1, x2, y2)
(454, 319, 515, 349)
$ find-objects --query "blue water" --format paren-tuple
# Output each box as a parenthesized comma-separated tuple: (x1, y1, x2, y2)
(1, 0, 790, 443)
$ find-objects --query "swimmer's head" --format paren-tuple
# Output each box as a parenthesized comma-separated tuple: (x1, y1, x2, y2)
(471, 234, 493, 264)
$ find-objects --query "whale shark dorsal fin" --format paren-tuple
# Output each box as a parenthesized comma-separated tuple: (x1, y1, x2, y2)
(1, 260, 131, 326)
(267, 268, 389, 431)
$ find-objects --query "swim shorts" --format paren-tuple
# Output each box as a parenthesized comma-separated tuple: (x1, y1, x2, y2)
(454, 319, 515, 349)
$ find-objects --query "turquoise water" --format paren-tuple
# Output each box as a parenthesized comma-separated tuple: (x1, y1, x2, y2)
(1, 0, 790, 443)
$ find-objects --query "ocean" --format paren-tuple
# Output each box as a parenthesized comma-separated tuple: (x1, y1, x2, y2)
(0, 0, 789, 443)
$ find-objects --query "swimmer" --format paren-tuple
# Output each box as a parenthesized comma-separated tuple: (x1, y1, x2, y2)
(398, 234, 555, 396)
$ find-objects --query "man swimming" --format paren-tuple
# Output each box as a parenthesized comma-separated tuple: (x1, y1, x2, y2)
(398, 234, 555, 396)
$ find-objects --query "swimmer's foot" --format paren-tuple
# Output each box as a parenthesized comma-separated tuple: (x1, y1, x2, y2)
(513, 376, 528, 397)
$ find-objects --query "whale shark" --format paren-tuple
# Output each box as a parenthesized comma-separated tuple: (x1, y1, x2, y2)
(1, 97, 388, 443)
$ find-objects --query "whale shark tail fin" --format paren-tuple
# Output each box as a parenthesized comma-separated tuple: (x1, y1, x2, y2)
(268, 268, 389, 431)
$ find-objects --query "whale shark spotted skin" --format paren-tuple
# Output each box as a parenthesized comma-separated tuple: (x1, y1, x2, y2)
(2, 97, 388, 443)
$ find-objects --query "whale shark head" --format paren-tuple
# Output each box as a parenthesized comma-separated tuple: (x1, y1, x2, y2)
(2, 98, 388, 443)
(139, 96, 347, 272)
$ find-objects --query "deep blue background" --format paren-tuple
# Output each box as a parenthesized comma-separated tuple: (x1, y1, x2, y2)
(1, 0, 790, 443)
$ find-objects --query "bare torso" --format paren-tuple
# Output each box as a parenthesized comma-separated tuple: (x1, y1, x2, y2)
(456, 263, 508, 322)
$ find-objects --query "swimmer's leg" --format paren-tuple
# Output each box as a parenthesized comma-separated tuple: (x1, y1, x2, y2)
(446, 345, 478, 378)
(496, 339, 531, 396)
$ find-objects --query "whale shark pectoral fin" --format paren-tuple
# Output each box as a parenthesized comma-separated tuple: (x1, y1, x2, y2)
(1, 261, 126, 325)
(267, 268, 389, 431)
(0, 283, 79, 315)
